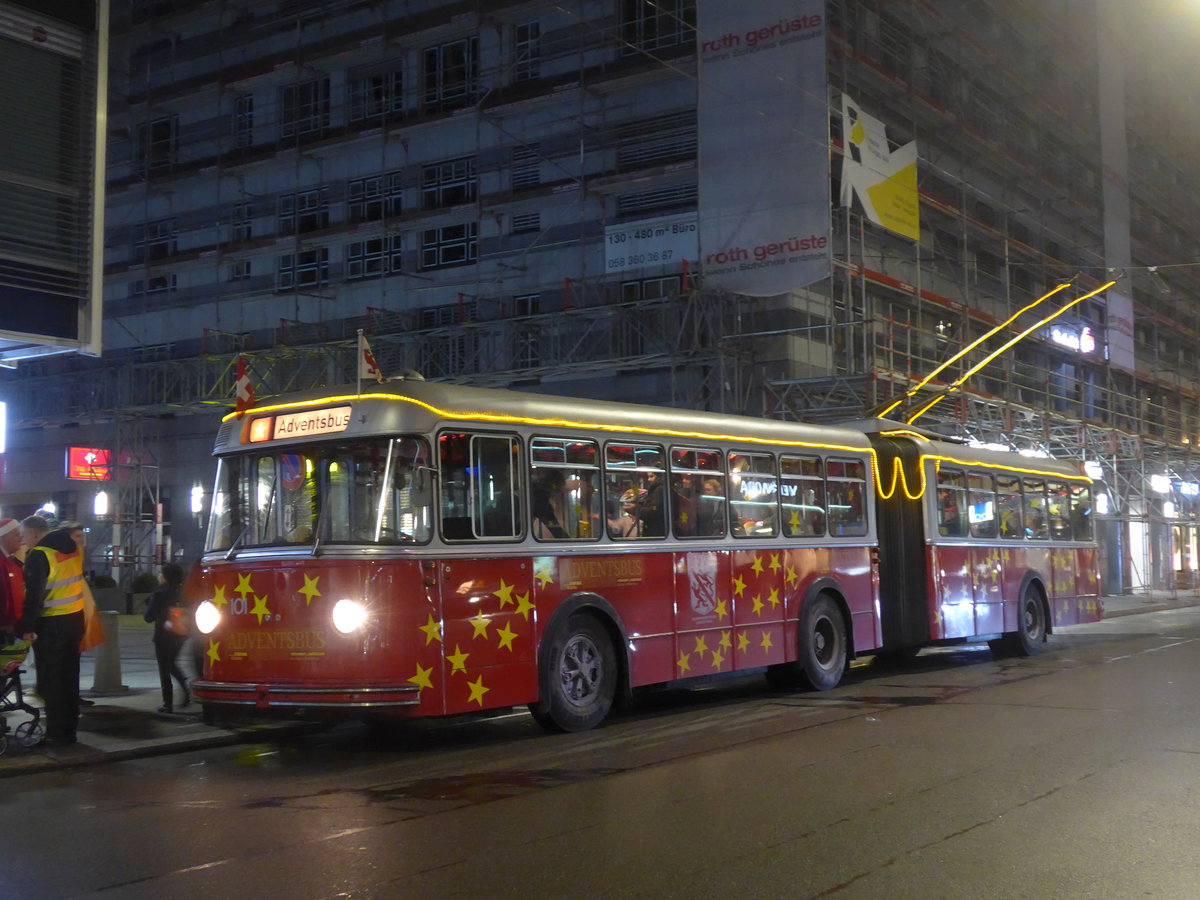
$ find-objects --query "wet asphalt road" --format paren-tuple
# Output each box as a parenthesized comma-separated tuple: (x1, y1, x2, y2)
(5, 606, 1200, 899)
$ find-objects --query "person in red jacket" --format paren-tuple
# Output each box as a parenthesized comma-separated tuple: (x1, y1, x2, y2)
(0, 518, 24, 634)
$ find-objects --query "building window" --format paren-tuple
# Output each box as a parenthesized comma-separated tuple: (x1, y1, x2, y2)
(128, 273, 177, 296)
(276, 248, 330, 291)
(348, 67, 404, 123)
(513, 293, 542, 367)
(348, 172, 403, 223)
(420, 299, 478, 328)
(617, 111, 696, 170)
(514, 21, 541, 80)
(621, 276, 679, 302)
(620, 0, 695, 54)
(229, 260, 251, 281)
(511, 212, 540, 235)
(234, 93, 254, 148)
(616, 184, 697, 216)
(421, 157, 477, 210)
(134, 115, 178, 175)
(345, 235, 403, 280)
(132, 219, 176, 262)
(423, 37, 478, 112)
(231, 203, 252, 243)
(279, 78, 330, 139)
(512, 143, 540, 189)
(278, 189, 329, 235)
(421, 223, 477, 270)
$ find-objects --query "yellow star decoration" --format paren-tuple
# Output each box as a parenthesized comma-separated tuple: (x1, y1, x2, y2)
(496, 622, 518, 652)
(769, 553, 781, 574)
(211, 584, 229, 609)
(751, 555, 765, 576)
(719, 630, 732, 651)
(760, 630, 774, 652)
(419, 613, 443, 645)
(469, 610, 491, 639)
(206, 640, 221, 664)
(751, 594, 765, 616)
(235, 573, 254, 598)
(788, 509, 802, 534)
(408, 663, 434, 692)
(767, 588, 781, 609)
(298, 573, 321, 606)
(515, 591, 535, 621)
(535, 568, 554, 588)
(714, 598, 729, 621)
(692, 634, 710, 656)
(494, 579, 515, 608)
(250, 594, 271, 625)
(466, 675, 489, 706)
(446, 644, 469, 675)
(677, 651, 691, 673)
(785, 566, 798, 586)
(732, 574, 746, 597)
(711, 649, 725, 670)
(737, 632, 750, 653)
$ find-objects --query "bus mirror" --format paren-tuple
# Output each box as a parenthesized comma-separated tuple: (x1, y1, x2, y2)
(410, 467, 432, 506)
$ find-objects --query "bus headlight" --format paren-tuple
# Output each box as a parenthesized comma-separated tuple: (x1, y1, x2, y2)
(331, 598, 369, 634)
(195, 600, 221, 635)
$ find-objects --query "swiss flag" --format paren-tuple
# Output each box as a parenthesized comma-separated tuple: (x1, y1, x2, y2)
(234, 356, 254, 417)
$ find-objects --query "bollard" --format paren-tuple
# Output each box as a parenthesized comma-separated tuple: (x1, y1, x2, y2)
(90, 610, 129, 694)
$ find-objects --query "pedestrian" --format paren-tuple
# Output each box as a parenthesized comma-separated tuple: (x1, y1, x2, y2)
(0, 519, 25, 635)
(143, 562, 191, 713)
(17, 515, 86, 746)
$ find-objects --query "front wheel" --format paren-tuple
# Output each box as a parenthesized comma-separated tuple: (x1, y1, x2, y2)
(530, 614, 617, 733)
(799, 593, 848, 691)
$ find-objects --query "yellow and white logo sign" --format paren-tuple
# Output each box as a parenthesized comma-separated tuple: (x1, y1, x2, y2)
(840, 96, 919, 241)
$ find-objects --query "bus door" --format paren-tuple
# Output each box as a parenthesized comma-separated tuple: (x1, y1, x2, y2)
(868, 434, 929, 649)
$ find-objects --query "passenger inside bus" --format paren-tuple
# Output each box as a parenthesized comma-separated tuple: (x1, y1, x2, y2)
(530, 469, 568, 539)
(608, 488, 642, 538)
(637, 471, 666, 537)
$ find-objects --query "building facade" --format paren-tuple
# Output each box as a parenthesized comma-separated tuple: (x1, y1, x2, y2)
(2, 0, 1199, 591)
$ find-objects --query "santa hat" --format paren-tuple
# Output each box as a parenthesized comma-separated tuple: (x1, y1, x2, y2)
(0, 519, 17, 539)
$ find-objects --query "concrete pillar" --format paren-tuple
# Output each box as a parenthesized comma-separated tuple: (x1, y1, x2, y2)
(90, 610, 128, 694)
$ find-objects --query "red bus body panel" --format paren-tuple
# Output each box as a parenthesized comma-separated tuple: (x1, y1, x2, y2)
(193, 543, 879, 716)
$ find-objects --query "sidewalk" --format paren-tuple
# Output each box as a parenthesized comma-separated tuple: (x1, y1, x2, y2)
(0, 616, 307, 777)
(3, 592, 1200, 776)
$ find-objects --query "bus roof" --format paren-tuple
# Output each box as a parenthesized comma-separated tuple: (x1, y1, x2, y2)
(215, 380, 878, 457)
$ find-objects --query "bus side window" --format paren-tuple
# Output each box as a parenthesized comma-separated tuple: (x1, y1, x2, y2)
(1070, 484, 1093, 541)
(671, 448, 725, 538)
(1047, 481, 1071, 540)
(437, 432, 521, 541)
(604, 443, 665, 540)
(827, 458, 867, 536)
(728, 450, 777, 537)
(781, 455, 824, 537)
(472, 434, 521, 538)
(1023, 477, 1048, 539)
(968, 472, 996, 539)
(529, 436, 601, 541)
(935, 468, 967, 538)
(996, 474, 1023, 539)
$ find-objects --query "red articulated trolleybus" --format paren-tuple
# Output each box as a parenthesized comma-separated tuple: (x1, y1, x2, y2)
(190, 380, 1100, 732)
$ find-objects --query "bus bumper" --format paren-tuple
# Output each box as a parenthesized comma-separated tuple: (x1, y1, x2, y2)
(193, 680, 422, 709)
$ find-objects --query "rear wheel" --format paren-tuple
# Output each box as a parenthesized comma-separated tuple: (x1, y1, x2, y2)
(799, 593, 848, 691)
(530, 614, 617, 733)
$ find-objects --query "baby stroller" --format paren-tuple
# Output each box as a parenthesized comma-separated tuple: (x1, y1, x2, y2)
(0, 636, 44, 754)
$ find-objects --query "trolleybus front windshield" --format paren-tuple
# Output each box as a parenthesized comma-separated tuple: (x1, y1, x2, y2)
(206, 436, 433, 551)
